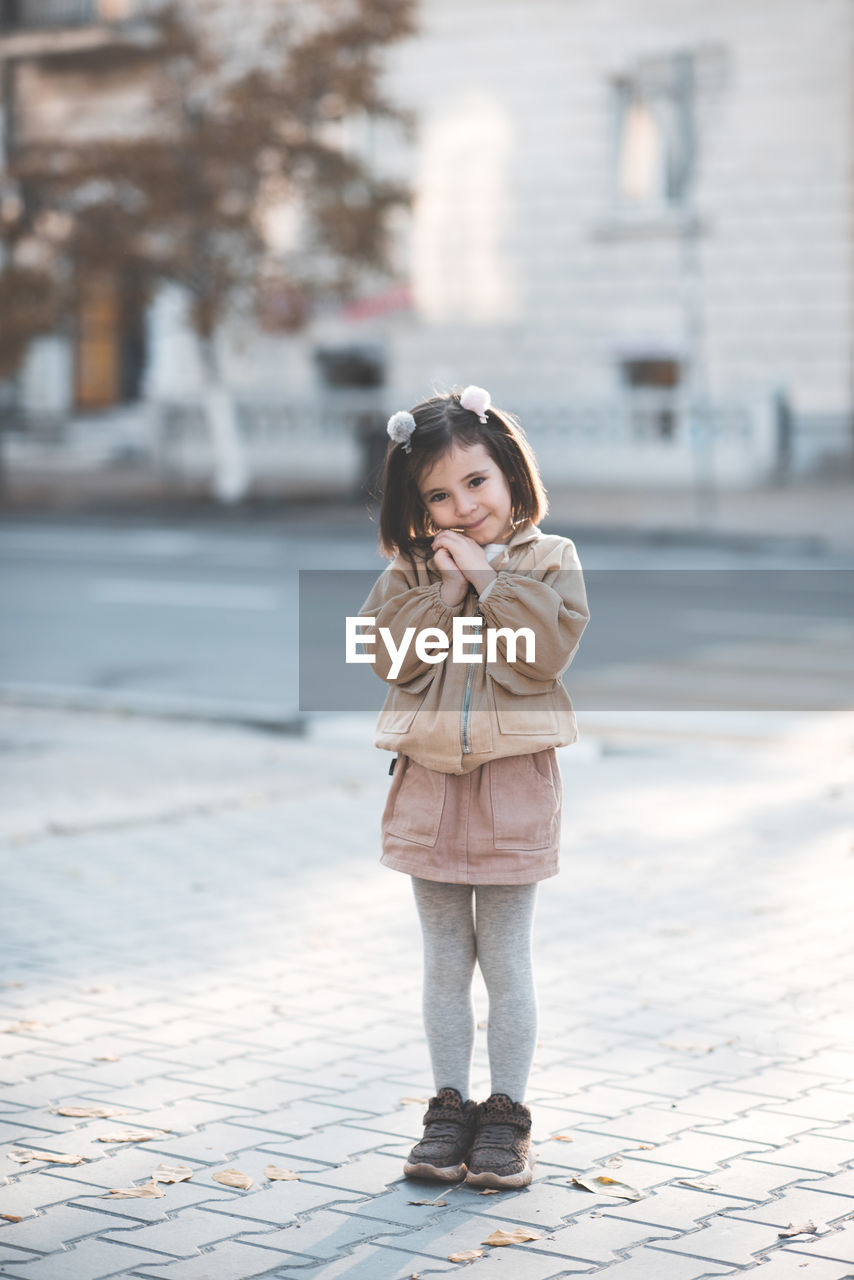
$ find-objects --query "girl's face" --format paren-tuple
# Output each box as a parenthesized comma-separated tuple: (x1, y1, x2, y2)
(418, 442, 514, 545)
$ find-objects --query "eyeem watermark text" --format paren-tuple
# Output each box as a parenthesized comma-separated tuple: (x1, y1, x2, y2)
(347, 617, 535, 680)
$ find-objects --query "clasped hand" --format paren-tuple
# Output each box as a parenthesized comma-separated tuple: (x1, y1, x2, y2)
(431, 530, 497, 606)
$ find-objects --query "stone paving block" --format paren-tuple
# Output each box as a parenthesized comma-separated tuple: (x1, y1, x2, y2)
(28, 1145, 178, 1192)
(0, 1202, 134, 1254)
(388, 1239, 593, 1279)
(792, 1050, 854, 1080)
(655, 1215, 799, 1266)
(632, 1129, 774, 1171)
(753, 1134, 854, 1175)
(126, 1039, 255, 1072)
(267, 1125, 396, 1167)
(236, 1101, 372, 1141)
(626, 1065, 737, 1100)
(373, 1206, 680, 1266)
(801, 1168, 854, 1200)
(131, 1236, 314, 1280)
(245, 1207, 416, 1260)
(565, 1083, 684, 1119)
(726, 1186, 854, 1231)
(331, 1182, 462, 1229)
(296, 1149, 409, 1196)
(133, 1122, 289, 1164)
(70, 1180, 205, 1221)
(784, 1220, 854, 1264)
(576, 1247, 732, 1279)
(600, 1186, 746, 1232)
(716, 1251, 854, 1279)
(0, 1243, 42, 1269)
(472, 1180, 616, 1229)
(97, 1205, 275, 1259)
(279, 1240, 459, 1279)
(0, 1234, 172, 1279)
(573, 1107, 713, 1146)
(209, 1080, 322, 1113)
(198, 1177, 367, 1224)
(537, 1153, 699, 1193)
(0, 1174, 84, 1220)
(667, 1086, 786, 1123)
(161, 1060, 282, 1092)
(114, 1098, 258, 1135)
(697, 1108, 817, 1146)
(694, 1158, 826, 1203)
(732, 1068, 842, 1101)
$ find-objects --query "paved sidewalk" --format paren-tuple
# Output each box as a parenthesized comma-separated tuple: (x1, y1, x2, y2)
(1, 705, 854, 1279)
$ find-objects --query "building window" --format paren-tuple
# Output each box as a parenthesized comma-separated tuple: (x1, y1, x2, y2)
(614, 53, 694, 210)
(620, 356, 682, 440)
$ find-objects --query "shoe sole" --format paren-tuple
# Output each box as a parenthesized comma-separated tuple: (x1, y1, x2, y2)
(464, 1151, 536, 1190)
(404, 1160, 467, 1181)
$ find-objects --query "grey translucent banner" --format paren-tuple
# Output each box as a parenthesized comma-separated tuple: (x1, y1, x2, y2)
(299, 569, 853, 713)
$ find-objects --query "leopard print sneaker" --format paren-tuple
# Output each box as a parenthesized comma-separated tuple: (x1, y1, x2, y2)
(403, 1087, 478, 1182)
(464, 1092, 535, 1189)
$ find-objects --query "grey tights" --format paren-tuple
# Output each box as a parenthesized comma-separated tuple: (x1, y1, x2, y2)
(410, 876, 539, 1104)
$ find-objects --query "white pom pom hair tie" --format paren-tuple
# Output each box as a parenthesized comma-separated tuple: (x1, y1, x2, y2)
(460, 384, 491, 423)
(387, 409, 416, 454)
(386, 385, 493, 454)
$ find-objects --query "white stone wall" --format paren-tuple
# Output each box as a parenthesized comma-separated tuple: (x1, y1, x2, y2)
(4, 0, 851, 482)
(366, 0, 853, 420)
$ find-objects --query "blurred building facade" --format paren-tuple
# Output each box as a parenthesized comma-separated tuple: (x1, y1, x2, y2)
(1, 0, 852, 489)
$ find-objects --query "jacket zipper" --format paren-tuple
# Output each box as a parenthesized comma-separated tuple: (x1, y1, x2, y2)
(460, 609, 481, 755)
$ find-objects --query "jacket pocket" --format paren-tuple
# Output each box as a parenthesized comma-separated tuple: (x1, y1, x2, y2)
(491, 679, 559, 736)
(383, 756, 447, 847)
(490, 752, 559, 850)
(381, 686, 429, 735)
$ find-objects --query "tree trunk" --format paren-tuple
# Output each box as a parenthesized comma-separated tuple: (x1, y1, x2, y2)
(199, 336, 250, 505)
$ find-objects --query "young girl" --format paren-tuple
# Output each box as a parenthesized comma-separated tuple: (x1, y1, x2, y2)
(359, 385, 588, 1189)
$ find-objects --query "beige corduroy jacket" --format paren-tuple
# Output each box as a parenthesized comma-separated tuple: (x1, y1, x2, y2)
(358, 523, 589, 775)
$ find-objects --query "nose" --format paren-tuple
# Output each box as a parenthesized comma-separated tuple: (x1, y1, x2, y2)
(454, 490, 478, 517)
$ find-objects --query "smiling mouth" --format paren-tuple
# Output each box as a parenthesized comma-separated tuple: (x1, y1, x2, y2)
(451, 515, 488, 532)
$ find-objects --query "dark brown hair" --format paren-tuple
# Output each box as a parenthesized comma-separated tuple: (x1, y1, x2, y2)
(377, 391, 548, 558)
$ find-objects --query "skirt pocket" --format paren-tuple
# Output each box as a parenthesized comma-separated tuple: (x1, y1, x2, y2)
(383, 756, 447, 847)
(489, 751, 559, 851)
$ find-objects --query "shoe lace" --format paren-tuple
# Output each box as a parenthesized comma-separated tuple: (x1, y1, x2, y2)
(477, 1119, 519, 1146)
(424, 1118, 465, 1143)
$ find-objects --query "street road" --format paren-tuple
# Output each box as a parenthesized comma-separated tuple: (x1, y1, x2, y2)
(1, 513, 851, 722)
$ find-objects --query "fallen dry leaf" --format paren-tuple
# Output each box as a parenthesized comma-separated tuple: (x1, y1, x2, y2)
(482, 1226, 543, 1246)
(678, 1178, 719, 1191)
(551, 1134, 574, 1142)
(93, 1054, 120, 1062)
(400, 1096, 429, 1105)
(637, 1144, 655, 1150)
(1, 1214, 23, 1222)
(104, 1181, 165, 1198)
(212, 1168, 253, 1190)
(479, 1189, 500, 1195)
(152, 1163, 194, 1184)
(409, 1197, 446, 1206)
(97, 1129, 170, 1143)
(572, 1172, 643, 1200)
(477, 1019, 488, 1029)
(265, 1165, 301, 1181)
(779, 1220, 829, 1238)
(51, 1106, 127, 1119)
(8, 1149, 84, 1165)
(448, 1250, 484, 1263)
(3, 1021, 44, 1034)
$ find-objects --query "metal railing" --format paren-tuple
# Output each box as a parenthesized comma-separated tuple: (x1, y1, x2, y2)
(1, 0, 146, 30)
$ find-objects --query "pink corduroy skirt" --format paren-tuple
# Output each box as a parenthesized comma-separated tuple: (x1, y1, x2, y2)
(380, 749, 562, 886)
